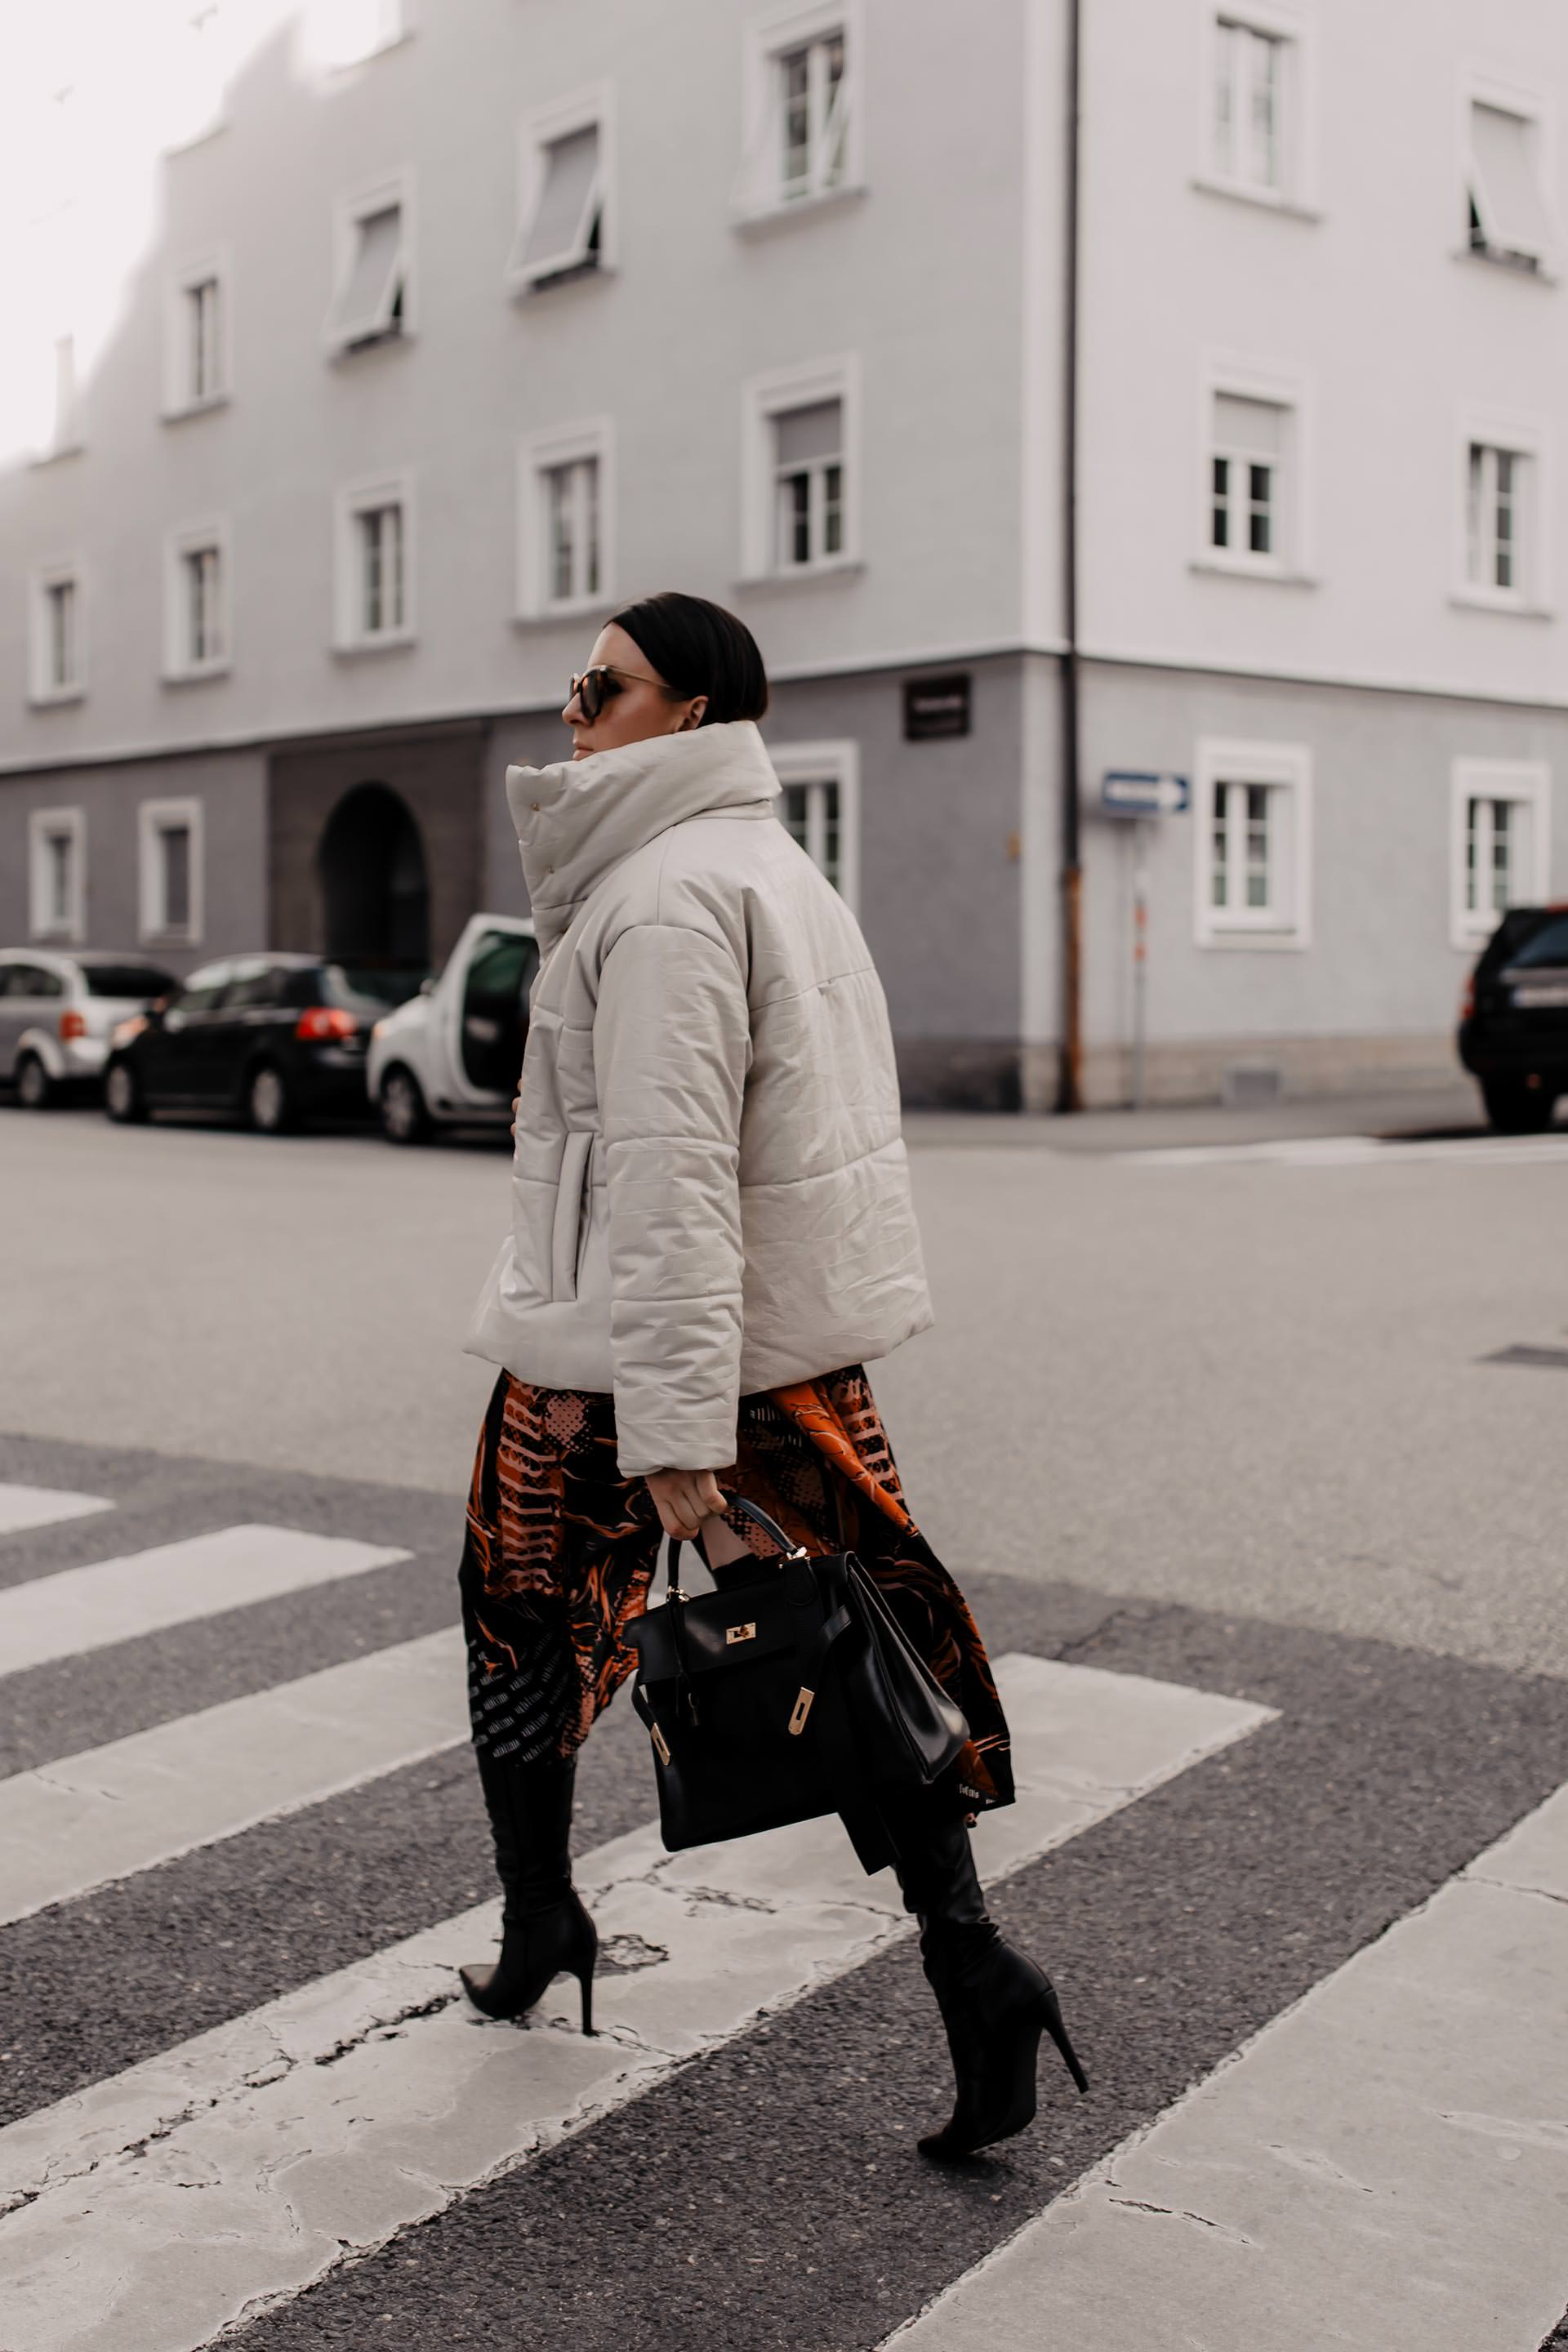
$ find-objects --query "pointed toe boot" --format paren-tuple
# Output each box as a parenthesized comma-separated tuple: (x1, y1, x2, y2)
(461, 1748, 599, 2032)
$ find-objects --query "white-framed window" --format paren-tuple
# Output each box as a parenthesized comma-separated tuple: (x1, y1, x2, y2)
(29, 563, 85, 705)
(1213, 17, 1285, 193)
(737, 2, 862, 222)
(770, 740, 861, 912)
(1193, 739, 1312, 947)
(742, 355, 861, 580)
(509, 87, 613, 291)
(1199, 361, 1307, 579)
(28, 808, 87, 942)
(516, 421, 613, 619)
(1463, 86, 1556, 273)
(1200, 5, 1316, 212)
(164, 250, 231, 416)
(305, 0, 408, 73)
(1456, 412, 1547, 612)
(324, 175, 413, 353)
(138, 798, 205, 945)
(163, 519, 231, 681)
(1450, 760, 1552, 947)
(334, 472, 415, 649)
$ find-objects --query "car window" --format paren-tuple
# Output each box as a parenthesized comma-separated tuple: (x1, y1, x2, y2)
(173, 962, 232, 1013)
(0, 964, 24, 999)
(79, 964, 179, 999)
(224, 962, 283, 1009)
(322, 964, 429, 1013)
(1506, 912, 1568, 970)
(16, 964, 65, 999)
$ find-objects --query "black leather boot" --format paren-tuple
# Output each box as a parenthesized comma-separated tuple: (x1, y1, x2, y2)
(886, 1786, 1086, 2159)
(460, 1748, 598, 2031)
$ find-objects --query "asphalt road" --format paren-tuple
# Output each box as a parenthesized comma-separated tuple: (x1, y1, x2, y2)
(2, 1094, 1567, 2351)
(2, 1096, 1565, 1677)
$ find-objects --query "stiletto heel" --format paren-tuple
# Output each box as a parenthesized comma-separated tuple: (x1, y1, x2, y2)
(1042, 1981, 1089, 2094)
(918, 1946, 1089, 2162)
(461, 1888, 599, 2025)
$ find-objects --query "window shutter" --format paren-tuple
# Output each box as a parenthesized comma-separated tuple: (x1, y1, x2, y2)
(774, 399, 842, 467)
(1212, 394, 1284, 459)
(1469, 104, 1552, 259)
(519, 127, 601, 274)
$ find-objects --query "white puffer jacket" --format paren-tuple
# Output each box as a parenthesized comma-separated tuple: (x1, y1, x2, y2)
(465, 720, 932, 1475)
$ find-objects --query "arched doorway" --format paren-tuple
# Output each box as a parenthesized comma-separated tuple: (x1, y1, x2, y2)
(316, 782, 431, 966)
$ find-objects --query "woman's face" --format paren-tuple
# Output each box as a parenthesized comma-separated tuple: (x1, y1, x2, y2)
(561, 623, 707, 760)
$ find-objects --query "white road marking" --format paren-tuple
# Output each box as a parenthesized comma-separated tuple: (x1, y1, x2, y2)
(1131, 1132, 1568, 1169)
(0, 1655, 1272, 2352)
(0, 1524, 409, 1678)
(0, 1628, 466, 1927)
(884, 1781, 1568, 2352)
(0, 1482, 112, 1537)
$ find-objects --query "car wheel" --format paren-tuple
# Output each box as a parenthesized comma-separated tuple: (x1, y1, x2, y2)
(104, 1058, 148, 1124)
(16, 1053, 52, 1111)
(1481, 1080, 1556, 1135)
(380, 1065, 432, 1145)
(247, 1062, 295, 1135)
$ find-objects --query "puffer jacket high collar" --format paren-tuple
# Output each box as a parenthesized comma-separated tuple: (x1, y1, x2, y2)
(507, 720, 781, 951)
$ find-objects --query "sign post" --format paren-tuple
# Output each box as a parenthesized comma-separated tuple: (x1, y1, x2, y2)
(1098, 773, 1188, 1111)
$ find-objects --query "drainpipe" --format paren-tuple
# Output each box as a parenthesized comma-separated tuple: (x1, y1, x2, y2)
(1056, 0, 1084, 1113)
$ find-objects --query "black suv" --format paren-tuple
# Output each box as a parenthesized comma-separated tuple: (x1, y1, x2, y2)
(104, 955, 426, 1133)
(1458, 905, 1568, 1132)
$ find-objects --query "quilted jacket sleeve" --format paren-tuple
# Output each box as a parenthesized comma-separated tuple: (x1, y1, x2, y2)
(593, 921, 751, 1477)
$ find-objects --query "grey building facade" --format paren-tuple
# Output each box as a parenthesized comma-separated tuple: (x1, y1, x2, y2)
(4, 0, 1566, 1108)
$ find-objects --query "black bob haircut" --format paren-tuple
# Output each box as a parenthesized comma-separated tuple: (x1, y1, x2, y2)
(610, 591, 769, 727)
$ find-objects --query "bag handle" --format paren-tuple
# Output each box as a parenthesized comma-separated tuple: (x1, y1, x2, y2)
(662, 1494, 808, 1600)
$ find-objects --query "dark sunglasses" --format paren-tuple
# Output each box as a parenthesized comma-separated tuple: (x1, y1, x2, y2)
(568, 664, 671, 723)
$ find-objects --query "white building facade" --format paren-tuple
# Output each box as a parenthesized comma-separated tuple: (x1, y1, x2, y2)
(2, 0, 1566, 1107)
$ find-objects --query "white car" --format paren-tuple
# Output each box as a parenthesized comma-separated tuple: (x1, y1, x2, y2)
(367, 913, 538, 1143)
(0, 950, 178, 1108)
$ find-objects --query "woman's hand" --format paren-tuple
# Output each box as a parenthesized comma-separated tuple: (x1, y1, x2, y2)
(510, 1089, 521, 1140)
(645, 1468, 728, 1539)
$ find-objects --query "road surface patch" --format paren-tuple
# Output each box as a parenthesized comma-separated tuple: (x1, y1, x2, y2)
(0, 1628, 466, 1926)
(0, 1524, 409, 1678)
(0, 1655, 1272, 2352)
(0, 1481, 111, 1537)
(884, 1782, 1568, 2352)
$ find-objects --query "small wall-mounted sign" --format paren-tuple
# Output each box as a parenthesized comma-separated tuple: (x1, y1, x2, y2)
(903, 672, 971, 741)
(1100, 769, 1189, 817)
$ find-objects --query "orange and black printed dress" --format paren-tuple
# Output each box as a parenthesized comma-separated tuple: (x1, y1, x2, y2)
(459, 1365, 1013, 1818)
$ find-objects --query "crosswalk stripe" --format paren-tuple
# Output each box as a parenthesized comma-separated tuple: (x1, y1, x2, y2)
(0, 1482, 112, 1538)
(0, 1524, 410, 1678)
(0, 1627, 466, 1927)
(0, 1655, 1273, 2352)
(1131, 1133, 1568, 1169)
(882, 1781, 1568, 2352)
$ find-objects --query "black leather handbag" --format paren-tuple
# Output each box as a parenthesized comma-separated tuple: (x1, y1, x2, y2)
(624, 1498, 968, 1868)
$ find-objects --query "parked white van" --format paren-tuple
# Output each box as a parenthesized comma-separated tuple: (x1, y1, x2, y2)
(366, 914, 537, 1143)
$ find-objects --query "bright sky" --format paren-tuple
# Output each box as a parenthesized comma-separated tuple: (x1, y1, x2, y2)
(0, 1, 389, 462)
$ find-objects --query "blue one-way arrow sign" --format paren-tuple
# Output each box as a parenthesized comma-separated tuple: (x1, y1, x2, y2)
(1100, 770, 1189, 817)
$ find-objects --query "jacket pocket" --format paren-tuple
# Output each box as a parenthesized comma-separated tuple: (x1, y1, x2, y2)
(550, 1129, 593, 1302)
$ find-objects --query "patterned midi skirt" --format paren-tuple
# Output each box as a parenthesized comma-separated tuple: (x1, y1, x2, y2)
(459, 1365, 1014, 1816)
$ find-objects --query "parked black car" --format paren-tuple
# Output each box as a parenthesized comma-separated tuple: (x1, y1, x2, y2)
(1458, 904, 1568, 1132)
(104, 955, 427, 1133)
